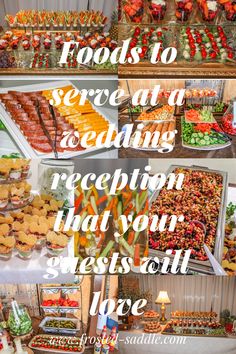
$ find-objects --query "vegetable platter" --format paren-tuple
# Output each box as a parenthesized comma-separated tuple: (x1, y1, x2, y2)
(181, 117, 231, 150)
(0, 81, 117, 158)
(29, 335, 85, 353)
(148, 164, 228, 274)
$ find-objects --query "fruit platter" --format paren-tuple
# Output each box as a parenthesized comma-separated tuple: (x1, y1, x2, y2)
(119, 1, 236, 77)
(0, 81, 117, 158)
(148, 165, 228, 274)
(29, 335, 85, 353)
(181, 118, 231, 150)
(120, 0, 236, 23)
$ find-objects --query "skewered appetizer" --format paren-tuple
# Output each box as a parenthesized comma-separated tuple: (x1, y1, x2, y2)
(180, 26, 235, 62)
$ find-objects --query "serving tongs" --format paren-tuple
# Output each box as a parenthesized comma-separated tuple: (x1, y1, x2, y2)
(211, 129, 232, 141)
(191, 220, 227, 276)
(36, 100, 58, 159)
(146, 103, 163, 113)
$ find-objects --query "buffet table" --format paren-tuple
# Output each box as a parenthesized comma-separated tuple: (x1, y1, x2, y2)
(0, 240, 75, 284)
(118, 330, 236, 354)
(118, 62, 236, 79)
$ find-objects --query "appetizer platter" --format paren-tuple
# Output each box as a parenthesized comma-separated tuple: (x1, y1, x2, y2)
(119, 80, 236, 157)
(0, 9, 118, 74)
(129, 120, 176, 151)
(0, 81, 117, 158)
(163, 314, 226, 337)
(29, 335, 85, 353)
(119, 0, 236, 78)
(39, 317, 80, 335)
(181, 118, 231, 150)
(148, 165, 228, 274)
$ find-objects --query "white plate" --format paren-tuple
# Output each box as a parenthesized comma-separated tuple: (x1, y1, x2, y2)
(0, 81, 117, 158)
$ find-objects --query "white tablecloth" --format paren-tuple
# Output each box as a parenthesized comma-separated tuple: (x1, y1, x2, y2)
(0, 239, 75, 284)
(118, 330, 236, 354)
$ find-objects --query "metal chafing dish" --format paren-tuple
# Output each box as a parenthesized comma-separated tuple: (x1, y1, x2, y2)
(148, 164, 228, 274)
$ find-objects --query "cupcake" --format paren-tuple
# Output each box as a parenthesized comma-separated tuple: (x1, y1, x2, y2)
(16, 231, 37, 259)
(46, 231, 68, 256)
(0, 236, 15, 260)
(0, 187, 9, 211)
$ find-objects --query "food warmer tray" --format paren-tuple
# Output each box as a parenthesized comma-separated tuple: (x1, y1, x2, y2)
(39, 317, 80, 335)
(148, 164, 228, 274)
(0, 80, 117, 159)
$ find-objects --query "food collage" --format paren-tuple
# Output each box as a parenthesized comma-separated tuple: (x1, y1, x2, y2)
(0, 1, 236, 354)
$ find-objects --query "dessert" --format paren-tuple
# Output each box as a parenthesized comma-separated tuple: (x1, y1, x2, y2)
(144, 321, 161, 333)
(175, 0, 193, 21)
(143, 310, 160, 319)
(197, 0, 219, 21)
(0, 235, 15, 260)
(0, 186, 9, 210)
(16, 231, 37, 259)
(123, 0, 144, 23)
(46, 231, 68, 256)
(149, 0, 167, 21)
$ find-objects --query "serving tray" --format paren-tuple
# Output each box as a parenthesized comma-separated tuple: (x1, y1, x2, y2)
(0, 80, 117, 158)
(148, 164, 228, 274)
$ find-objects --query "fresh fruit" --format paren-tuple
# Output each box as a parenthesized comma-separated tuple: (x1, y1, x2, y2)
(197, 0, 219, 21)
(175, 0, 193, 21)
(123, 0, 144, 23)
(148, 0, 167, 21)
